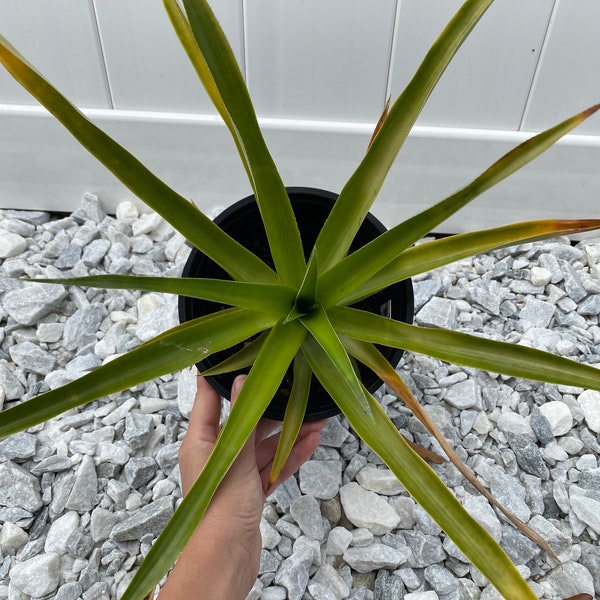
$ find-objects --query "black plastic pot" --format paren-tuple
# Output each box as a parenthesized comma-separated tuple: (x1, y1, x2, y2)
(178, 187, 414, 420)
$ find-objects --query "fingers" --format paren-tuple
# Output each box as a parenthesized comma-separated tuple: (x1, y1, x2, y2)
(256, 419, 328, 494)
(262, 429, 324, 495)
(186, 374, 223, 444)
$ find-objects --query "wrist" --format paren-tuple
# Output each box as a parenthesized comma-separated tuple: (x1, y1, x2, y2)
(158, 509, 260, 600)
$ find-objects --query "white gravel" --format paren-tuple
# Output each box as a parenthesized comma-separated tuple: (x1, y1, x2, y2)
(1, 194, 600, 599)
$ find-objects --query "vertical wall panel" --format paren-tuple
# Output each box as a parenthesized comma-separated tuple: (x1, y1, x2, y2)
(389, 0, 554, 130)
(522, 0, 600, 135)
(0, 0, 110, 107)
(245, 0, 396, 122)
(93, 0, 244, 112)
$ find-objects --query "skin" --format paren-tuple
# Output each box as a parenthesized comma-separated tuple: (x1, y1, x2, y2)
(157, 374, 327, 600)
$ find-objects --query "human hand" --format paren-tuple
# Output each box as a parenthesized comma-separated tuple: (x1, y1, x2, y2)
(158, 374, 327, 600)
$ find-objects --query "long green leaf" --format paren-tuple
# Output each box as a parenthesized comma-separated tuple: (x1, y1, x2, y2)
(315, 0, 495, 271)
(201, 332, 267, 376)
(174, 0, 305, 285)
(25, 275, 294, 315)
(342, 336, 559, 559)
(269, 353, 312, 486)
(285, 250, 319, 322)
(345, 218, 600, 304)
(319, 104, 600, 307)
(0, 34, 276, 285)
(303, 337, 536, 598)
(331, 306, 600, 391)
(300, 306, 370, 414)
(0, 309, 276, 438)
(121, 320, 306, 600)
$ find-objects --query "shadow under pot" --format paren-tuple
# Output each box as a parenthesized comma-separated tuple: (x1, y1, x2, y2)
(178, 187, 414, 421)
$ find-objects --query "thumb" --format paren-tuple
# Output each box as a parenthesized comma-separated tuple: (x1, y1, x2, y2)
(230, 375, 257, 461)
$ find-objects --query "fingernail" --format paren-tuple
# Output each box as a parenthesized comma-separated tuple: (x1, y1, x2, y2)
(233, 374, 246, 395)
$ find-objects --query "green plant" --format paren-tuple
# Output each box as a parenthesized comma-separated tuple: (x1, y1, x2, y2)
(1, 0, 599, 598)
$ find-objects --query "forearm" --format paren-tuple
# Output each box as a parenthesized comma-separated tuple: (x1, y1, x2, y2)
(157, 511, 259, 600)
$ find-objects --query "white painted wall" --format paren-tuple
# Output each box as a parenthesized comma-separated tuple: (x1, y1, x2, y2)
(1, 0, 599, 233)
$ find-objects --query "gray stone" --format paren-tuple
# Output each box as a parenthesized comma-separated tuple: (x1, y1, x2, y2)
(0, 231, 27, 258)
(2, 209, 50, 225)
(310, 563, 350, 600)
(9, 341, 55, 375)
(499, 526, 541, 565)
(299, 460, 341, 500)
(80, 193, 106, 223)
(507, 433, 549, 479)
(413, 280, 443, 312)
(260, 587, 287, 600)
(579, 541, 600, 596)
(444, 378, 481, 410)
(401, 530, 446, 568)
(326, 526, 353, 555)
(65, 455, 97, 512)
(374, 571, 406, 600)
(65, 352, 102, 374)
(519, 297, 555, 328)
(0, 462, 42, 512)
(135, 292, 178, 342)
(424, 564, 459, 595)
(570, 494, 600, 534)
(529, 407, 555, 444)
(259, 549, 281, 575)
(355, 466, 404, 496)
(3, 284, 67, 326)
(55, 582, 83, 600)
(274, 537, 314, 600)
(541, 561, 594, 599)
(538, 400, 573, 436)
(44, 511, 80, 554)
(343, 543, 408, 573)
(176, 366, 197, 419)
(0, 218, 35, 237)
(320, 417, 349, 448)
(269, 476, 302, 513)
(488, 470, 530, 522)
(339, 483, 401, 535)
(578, 468, 600, 492)
(123, 456, 158, 488)
(82, 238, 111, 267)
(466, 280, 502, 315)
(0, 360, 24, 400)
(9, 553, 60, 597)
(577, 389, 600, 433)
(110, 496, 174, 541)
(54, 243, 82, 269)
(289, 495, 324, 540)
(123, 411, 154, 449)
(90, 507, 121, 542)
(495, 412, 534, 438)
(0, 522, 28, 554)
(561, 261, 588, 302)
(462, 495, 502, 541)
(578, 294, 600, 315)
(155, 442, 180, 473)
(416, 297, 457, 329)
(65, 529, 94, 558)
(63, 304, 107, 351)
(0, 432, 36, 462)
(260, 519, 281, 549)
(36, 322, 64, 343)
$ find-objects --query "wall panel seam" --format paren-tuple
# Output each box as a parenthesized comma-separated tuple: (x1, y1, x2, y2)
(90, 0, 115, 110)
(519, 0, 561, 131)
